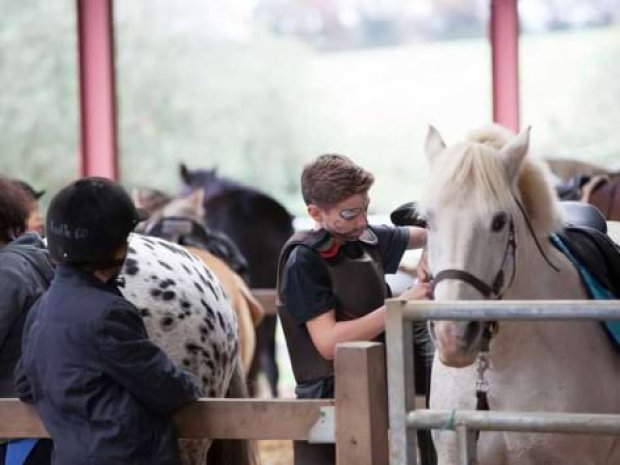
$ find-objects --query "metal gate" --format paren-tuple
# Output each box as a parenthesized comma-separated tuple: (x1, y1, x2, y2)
(385, 300, 620, 465)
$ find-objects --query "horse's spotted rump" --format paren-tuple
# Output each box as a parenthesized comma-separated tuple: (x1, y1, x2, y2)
(120, 233, 238, 399)
(124, 258, 139, 275)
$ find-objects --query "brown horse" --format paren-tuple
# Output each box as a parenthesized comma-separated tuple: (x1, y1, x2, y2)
(580, 174, 620, 221)
(186, 246, 264, 373)
(546, 158, 620, 220)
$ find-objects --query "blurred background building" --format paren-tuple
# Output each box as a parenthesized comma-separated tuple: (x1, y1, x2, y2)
(2, 0, 620, 215)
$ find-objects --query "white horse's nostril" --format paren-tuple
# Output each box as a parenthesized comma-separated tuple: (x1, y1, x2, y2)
(464, 321, 480, 344)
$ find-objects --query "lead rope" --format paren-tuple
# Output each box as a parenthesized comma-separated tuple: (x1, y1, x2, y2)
(475, 328, 493, 411)
(474, 323, 495, 440)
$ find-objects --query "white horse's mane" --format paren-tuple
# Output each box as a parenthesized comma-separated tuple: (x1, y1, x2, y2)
(423, 124, 564, 237)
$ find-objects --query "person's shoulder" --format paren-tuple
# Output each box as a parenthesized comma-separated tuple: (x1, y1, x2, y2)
(369, 224, 408, 241)
(1, 234, 50, 266)
(64, 276, 137, 318)
(97, 295, 143, 329)
(282, 242, 328, 287)
(101, 287, 139, 311)
(0, 246, 26, 268)
(0, 245, 37, 276)
(12, 232, 46, 249)
(368, 224, 399, 233)
(286, 243, 321, 267)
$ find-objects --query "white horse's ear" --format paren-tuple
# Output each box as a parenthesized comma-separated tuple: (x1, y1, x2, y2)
(499, 126, 531, 183)
(425, 125, 446, 162)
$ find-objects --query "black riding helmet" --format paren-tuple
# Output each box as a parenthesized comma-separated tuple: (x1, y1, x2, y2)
(46, 177, 148, 265)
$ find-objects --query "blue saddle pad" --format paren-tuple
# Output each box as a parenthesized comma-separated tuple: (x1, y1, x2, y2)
(551, 234, 620, 351)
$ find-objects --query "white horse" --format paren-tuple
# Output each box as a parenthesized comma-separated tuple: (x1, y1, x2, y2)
(422, 124, 620, 465)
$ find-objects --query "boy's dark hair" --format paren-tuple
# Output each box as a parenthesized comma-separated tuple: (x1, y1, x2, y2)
(0, 176, 30, 242)
(301, 154, 374, 206)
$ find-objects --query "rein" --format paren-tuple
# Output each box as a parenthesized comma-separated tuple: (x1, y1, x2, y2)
(513, 197, 560, 272)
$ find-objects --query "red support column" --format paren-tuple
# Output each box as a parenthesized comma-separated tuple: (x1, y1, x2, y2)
(76, 0, 118, 179)
(490, 0, 520, 133)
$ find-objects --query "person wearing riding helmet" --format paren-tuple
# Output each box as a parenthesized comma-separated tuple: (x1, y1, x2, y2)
(14, 177, 201, 465)
(0, 176, 55, 465)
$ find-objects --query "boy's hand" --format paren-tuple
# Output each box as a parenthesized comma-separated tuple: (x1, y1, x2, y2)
(416, 249, 431, 284)
(399, 282, 432, 301)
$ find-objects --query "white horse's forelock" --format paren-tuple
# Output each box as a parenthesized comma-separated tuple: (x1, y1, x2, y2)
(422, 124, 564, 237)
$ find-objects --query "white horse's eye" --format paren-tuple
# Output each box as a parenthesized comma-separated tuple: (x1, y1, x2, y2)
(491, 212, 507, 232)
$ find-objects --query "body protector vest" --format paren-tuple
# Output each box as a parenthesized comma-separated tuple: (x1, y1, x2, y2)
(276, 228, 388, 384)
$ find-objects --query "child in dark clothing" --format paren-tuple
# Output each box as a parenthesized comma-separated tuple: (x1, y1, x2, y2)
(0, 176, 54, 464)
(15, 177, 201, 465)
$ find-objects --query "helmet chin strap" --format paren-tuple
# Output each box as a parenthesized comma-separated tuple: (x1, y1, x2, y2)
(79, 248, 128, 283)
(90, 258, 127, 284)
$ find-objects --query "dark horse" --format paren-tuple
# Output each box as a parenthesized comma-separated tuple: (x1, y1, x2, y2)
(180, 164, 294, 397)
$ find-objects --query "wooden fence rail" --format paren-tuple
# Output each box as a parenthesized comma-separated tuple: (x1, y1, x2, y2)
(0, 342, 389, 465)
(251, 288, 278, 315)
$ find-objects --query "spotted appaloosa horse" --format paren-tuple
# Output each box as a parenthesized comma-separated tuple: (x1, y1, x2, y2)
(120, 233, 255, 465)
(131, 187, 263, 375)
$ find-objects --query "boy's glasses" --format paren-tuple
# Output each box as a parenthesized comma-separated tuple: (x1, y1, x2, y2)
(339, 197, 370, 221)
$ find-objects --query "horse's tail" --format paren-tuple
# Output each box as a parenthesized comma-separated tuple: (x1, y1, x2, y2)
(206, 360, 258, 465)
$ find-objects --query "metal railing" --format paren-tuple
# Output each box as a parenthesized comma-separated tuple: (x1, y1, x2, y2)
(385, 300, 620, 465)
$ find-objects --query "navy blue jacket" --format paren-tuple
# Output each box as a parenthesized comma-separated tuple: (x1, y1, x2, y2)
(15, 265, 201, 465)
(0, 232, 54, 397)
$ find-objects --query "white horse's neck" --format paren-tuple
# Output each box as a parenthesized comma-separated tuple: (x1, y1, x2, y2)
(505, 220, 586, 300)
(488, 218, 619, 414)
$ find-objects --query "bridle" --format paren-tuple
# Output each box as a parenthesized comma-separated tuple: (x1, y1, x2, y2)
(429, 197, 561, 421)
(433, 216, 517, 300)
(431, 196, 560, 302)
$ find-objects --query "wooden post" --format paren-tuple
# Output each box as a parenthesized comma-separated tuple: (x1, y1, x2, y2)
(335, 342, 389, 465)
(251, 288, 278, 315)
